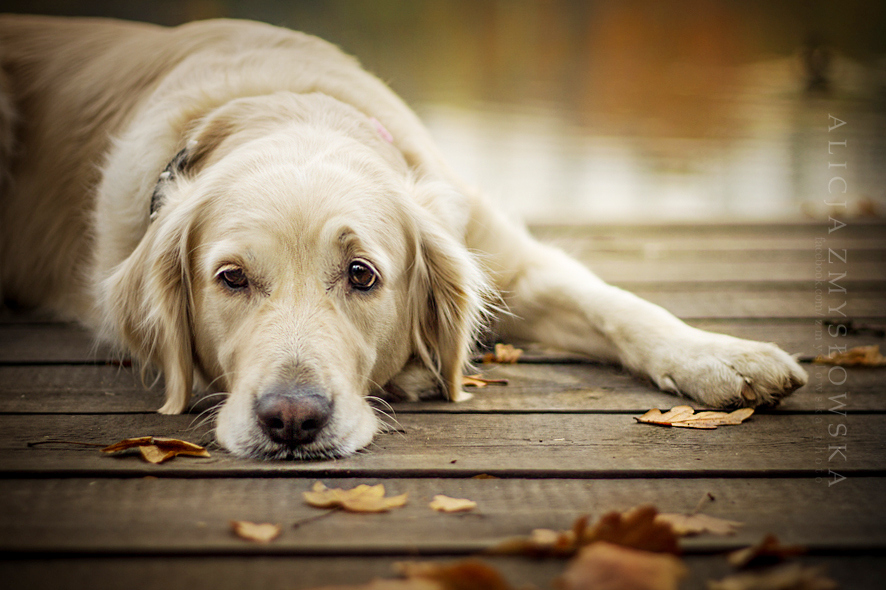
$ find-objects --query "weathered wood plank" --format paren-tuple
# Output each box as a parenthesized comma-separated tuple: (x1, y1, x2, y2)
(0, 323, 115, 364)
(0, 413, 878, 476)
(1, 361, 882, 413)
(631, 289, 885, 319)
(0, 478, 881, 554)
(2, 555, 881, 590)
(546, 236, 886, 255)
(590, 261, 885, 284)
(529, 220, 886, 241)
(3, 317, 884, 364)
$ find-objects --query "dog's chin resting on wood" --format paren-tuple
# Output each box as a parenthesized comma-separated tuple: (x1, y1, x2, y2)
(0, 15, 807, 460)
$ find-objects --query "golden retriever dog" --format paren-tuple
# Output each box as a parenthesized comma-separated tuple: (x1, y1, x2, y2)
(0, 15, 807, 459)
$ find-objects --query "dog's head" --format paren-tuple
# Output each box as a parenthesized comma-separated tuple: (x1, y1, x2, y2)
(102, 94, 487, 459)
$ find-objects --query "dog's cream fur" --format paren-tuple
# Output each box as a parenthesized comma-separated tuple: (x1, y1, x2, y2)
(0, 15, 807, 459)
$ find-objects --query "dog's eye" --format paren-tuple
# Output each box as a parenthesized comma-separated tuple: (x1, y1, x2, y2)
(348, 260, 378, 291)
(218, 267, 249, 291)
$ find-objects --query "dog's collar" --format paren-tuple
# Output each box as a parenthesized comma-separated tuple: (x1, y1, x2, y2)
(150, 148, 190, 222)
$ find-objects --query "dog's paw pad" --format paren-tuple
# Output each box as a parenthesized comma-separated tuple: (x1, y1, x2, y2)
(651, 334, 807, 409)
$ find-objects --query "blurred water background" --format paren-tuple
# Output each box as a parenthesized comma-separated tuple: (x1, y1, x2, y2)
(4, 0, 885, 223)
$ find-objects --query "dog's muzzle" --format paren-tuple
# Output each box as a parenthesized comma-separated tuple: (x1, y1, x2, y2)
(254, 385, 333, 447)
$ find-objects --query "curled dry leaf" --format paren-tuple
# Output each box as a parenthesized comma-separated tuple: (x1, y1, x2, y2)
(101, 436, 210, 464)
(555, 542, 687, 590)
(429, 495, 478, 513)
(727, 534, 806, 568)
(304, 481, 408, 513)
(230, 520, 281, 543)
(482, 343, 524, 364)
(307, 559, 514, 590)
(707, 563, 838, 590)
(635, 406, 754, 430)
(814, 344, 886, 367)
(656, 512, 743, 536)
(462, 374, 509, 388)
(491, 505, 679, 558)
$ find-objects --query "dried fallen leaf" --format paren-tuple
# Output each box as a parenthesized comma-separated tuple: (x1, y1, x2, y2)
(461, 374, 509, 388)
(583, 505, 680, 554)
(101, 436, 210, 464)
(304, 481, 408, 513)
(490, 514, 587, 558)
(635, 406, 754, 429)
(429, 495, 478, 513)
(491, 505, 679, 557)
(555, 542, 687, 590)
(656, 512, 743, 536)
(307, 559, 514, 590)
(727, 534, 806, 568)
(482, 343, 524, 364)
(230, 520, 281, 543)
(395, 560, 515, 590)
(707, 563, 838, 590)
(307, 579, 436, 590)
(814, 344, 886, 367)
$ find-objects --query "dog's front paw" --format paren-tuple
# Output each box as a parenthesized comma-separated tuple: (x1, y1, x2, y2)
(647, 331, 808, 408)
(381, 360, 445, 402)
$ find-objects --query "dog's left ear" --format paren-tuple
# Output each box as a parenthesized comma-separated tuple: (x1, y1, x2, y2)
(98, 198, 197, 415)
(408, 186, 489, 402)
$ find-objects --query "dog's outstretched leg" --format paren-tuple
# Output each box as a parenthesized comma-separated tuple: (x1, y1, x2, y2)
(466, 194, 807, 408)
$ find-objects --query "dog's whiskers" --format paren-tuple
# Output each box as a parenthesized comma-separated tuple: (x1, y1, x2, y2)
(187, 397, 224, 431)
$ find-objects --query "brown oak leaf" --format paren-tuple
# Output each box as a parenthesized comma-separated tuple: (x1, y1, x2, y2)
(491, 505, 679, 557)
(101, 436, 210, 464)
(303, 481, 408, 513)
(555, 542, 687, 590)
(583, 505, 680, 554)
(635, 406, 754, 429)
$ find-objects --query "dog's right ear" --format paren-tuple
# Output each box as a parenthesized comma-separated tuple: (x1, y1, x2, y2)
(406, 181, 491, 402)
(98, 196, 197, 415)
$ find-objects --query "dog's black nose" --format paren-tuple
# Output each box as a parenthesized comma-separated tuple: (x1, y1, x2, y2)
(255, 388, 332, 446)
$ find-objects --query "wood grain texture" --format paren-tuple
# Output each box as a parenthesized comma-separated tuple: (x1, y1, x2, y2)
(2, 555, 880, 590)
(2, 361, 883, 413)
(1, 221, 882, 589)
(1, 478, 882, 554)
(1, 413, 878, 476)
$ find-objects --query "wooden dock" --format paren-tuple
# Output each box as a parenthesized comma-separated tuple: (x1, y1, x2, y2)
(1, 221, 884, 588)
